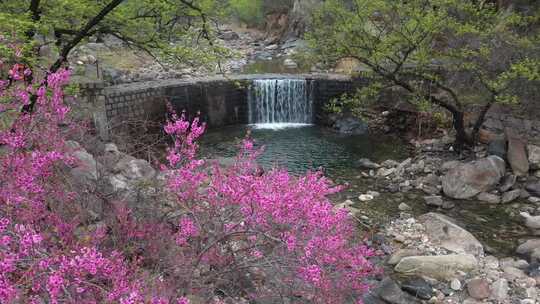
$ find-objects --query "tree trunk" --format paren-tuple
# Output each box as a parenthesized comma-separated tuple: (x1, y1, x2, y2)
(452, 110, 469, 152)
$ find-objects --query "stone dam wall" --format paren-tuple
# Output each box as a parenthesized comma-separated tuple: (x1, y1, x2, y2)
(80, 74, 361, 139)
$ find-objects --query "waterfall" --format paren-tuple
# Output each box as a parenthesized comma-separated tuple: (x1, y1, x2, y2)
(248, 79, 314, 128)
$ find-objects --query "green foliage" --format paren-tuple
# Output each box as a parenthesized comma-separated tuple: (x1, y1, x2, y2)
(0, 0, 232, 73)
(308, 0, 540, 115)
(228, 0, 264, 26)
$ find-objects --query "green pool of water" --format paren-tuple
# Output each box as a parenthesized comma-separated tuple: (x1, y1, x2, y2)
(200, 125, 528, 256)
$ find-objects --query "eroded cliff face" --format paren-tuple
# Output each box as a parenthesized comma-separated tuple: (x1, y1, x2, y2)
(263, 0, 322, 43)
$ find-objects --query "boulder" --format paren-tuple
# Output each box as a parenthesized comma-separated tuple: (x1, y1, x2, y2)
(516, 239, 540, 256)
(283, 58, 298, 69)
(388, 249, 422, 265)
(499, 174, 517, 192)
(332, 115, 368, 135)
(487, 139, 507, 160)
(442, 156, 505, 199)
(501, 189, 522, 204)
(401, 277, 434, 300)
(466, 278, 490, 300)
(526, 182, 540, 197)
(490, 279, 509, 302)
(219, 31, 239, 41)
(354, 158, 380, 169)
(114, 158, 156, 180)
(528, 144, 540, 170)
(374, 278, 420, 304)
(507, 135, 529, 176)
(477, 192, 501, 204)
(520, 212, 540, 230)
(419, 213, 484, 255)
(394, 254, 478, 280)
(424, 195, 444, 207)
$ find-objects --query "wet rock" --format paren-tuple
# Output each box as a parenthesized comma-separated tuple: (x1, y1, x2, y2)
(424, 196, 444, 207)
(374, 278, 420, 304)
(467, 278, 490, 300)
(499, 174, 517, 192)
(490, 278, 509, 301)
(502, 189, 522, 204)
(359, 194, 374, 201)
(442, 156, 505, 199)
(520, 212, 540, 230)
(507, 135, 529, 176)
(419, 213, 484, 255)
(528, 144, 540, 170)
(399, 203, 412, 211)
(526, 182, 540, 197)
(332, 115, 368, 135)
(401, 277, 434, 300)
(394, 254, 478, 280)
(487, 138, 507, 160)
(354, 158, 380, 169)
(477, 192, 501, 204)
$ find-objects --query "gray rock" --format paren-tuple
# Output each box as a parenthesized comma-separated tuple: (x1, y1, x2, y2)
(72, 150, 99, 180)
(499, 174, 517, 192)
(487, 139, 507, 159)
(520, 212, 540, 230)
(442, 156, 505, 199)
(419, 212, 484, 255)
(401, 277, 434, 300)
(424, 195, 444, 207)
(333, 115, 368, 135)
(355, 158, 380, 169)
(490, 279, 509, 301)
(501, 189, 522, 204)
(394, 254, 478, 280)
(283, 58, 298, 69)
(526, 182, 540, 197)
(382, 159, 400, 168)
(388, 249, 422, 265)
(450, 278, 462, 291)
(399, 203, 412, 211)
(219, 31, 239, 41)
(516, 239, 540, 255)
(374, 278, 420, 304)
(502, 266, 526, 280)
(477, 192, 501, 204)
(507, 135, 529, 176)
(528, 144, 540, 170)
(114, 158, 156, 180)
(467, 278, 490, 300)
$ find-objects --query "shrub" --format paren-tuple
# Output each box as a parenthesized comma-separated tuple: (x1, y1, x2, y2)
(0, 38, 376, 303)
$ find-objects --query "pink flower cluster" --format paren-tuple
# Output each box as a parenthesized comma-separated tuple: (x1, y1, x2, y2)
(0, 39, 376, 303)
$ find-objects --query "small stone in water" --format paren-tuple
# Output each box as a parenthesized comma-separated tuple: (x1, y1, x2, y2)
(359, 194, 374, 201)
(398, 203, 412, 211)
(450, 278, 462, 291)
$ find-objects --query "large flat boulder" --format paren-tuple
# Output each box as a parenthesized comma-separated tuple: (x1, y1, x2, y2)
(419, 213, 483, 256)
(442, 156, 505, 199)
(394, 254, 478, 280)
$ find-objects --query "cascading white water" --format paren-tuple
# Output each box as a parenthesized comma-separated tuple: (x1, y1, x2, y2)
(248, 79, 314, 129)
